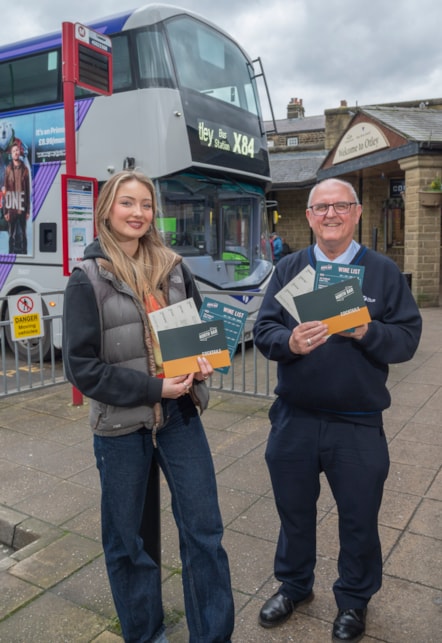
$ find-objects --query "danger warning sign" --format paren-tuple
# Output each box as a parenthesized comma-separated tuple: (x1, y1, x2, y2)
(8, 293, 44, 340)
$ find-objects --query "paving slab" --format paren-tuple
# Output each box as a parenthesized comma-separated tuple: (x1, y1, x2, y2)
(0, 307, 440, 642)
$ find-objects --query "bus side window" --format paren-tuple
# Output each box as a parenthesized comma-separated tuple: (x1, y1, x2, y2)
(0, 50, 60, 111)
(111, 34, 133, 91)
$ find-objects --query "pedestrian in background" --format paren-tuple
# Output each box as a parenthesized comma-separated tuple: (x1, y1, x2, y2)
(63, 170, 234, 643)
(254, 178, 422, 642)
(270, 232, 283, 263)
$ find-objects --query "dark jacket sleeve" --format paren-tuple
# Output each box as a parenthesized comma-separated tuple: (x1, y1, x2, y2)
(62, 269, 163, 407)
(253, 253, 305, 362)
(356, 263, 422, 364)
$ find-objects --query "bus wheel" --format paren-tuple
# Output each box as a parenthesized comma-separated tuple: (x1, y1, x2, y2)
(4, 296, 52, 362)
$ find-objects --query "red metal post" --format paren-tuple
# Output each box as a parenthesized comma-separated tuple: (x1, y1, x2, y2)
(62, 23, 77, 177)
(62, 22, 83, 406)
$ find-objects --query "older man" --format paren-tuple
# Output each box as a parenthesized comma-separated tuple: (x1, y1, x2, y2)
(254, 178, 422, 642)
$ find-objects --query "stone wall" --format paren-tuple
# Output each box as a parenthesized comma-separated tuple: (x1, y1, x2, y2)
(399, 156, 442, 306)
(270, 189, 311, 252)
(268, 129, 325, 149)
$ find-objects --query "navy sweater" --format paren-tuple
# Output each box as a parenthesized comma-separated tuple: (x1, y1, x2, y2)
(253, 245, 422, 418)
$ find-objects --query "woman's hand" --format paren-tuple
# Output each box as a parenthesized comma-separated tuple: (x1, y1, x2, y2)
(193, 356, 213, 382)
(162, 374, 195, 399)
(161, 357, 213, 399)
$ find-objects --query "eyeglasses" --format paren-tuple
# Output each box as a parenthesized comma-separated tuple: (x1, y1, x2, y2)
(308, 202, 357, 216)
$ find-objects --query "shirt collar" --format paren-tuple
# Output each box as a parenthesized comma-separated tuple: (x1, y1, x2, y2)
(314, 239, 360, 264)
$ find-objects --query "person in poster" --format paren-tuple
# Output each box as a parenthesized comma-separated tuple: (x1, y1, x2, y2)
(2, 142, 30, 254)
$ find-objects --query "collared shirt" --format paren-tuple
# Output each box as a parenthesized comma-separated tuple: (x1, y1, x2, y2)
(314, 239, 360, 264)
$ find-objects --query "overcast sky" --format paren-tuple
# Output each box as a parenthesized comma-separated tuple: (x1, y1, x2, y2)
(1, 0, 442, 120)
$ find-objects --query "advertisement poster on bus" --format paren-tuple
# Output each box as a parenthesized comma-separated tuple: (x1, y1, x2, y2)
(0, 115, 33, 256)
(0, 110, 66, 257)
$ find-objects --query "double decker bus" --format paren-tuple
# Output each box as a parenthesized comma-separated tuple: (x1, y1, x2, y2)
(0, 4, 274, 359)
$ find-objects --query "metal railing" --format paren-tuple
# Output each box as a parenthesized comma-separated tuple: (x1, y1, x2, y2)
(0, 314, 66, 397)
(204, 337, 276, 399)
(0, 289, 276, 399)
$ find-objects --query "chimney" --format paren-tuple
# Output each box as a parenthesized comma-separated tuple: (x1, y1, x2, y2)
(340, 100, 348, 108)
(287, 97, 305, 119)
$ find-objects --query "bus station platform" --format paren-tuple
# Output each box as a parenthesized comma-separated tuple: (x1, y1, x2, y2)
(0, 307, 441, 642)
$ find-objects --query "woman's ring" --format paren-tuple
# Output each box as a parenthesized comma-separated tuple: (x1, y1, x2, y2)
(203, 375, 208, 380)
(307, 338, 312, 347)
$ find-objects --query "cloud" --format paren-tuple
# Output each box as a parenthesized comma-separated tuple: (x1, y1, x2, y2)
(1, 0, 442, 119)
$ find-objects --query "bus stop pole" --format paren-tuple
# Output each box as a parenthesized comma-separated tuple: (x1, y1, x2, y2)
(62, 22, 83, 407)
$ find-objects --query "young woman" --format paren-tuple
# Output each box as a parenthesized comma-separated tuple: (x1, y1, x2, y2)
(63, 170, 234, 643)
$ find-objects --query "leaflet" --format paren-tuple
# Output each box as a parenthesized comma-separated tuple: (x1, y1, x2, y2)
(274, 264, 315, 322)
(314, 261, 365, 289)
(148, 297, 201, 340)
(199, 297, 248, 373)
(293, 277, 371, 334)
(157, 320, 230, 377)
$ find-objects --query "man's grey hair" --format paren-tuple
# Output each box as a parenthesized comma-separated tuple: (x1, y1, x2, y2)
(307, 179, 360, 208)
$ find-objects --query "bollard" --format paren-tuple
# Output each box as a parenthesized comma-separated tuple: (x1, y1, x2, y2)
(72, 386, 83, 406)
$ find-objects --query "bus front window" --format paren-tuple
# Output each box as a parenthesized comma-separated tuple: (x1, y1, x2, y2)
(156, 173, 271, 288)
(165, 15, 259, 115)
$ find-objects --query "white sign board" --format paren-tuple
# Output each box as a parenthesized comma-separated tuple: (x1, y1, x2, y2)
(333, 122, 389, 165)
(8, 293, 44, 341)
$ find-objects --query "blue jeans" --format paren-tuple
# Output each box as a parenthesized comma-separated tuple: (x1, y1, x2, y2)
(94, 397, 234, 643)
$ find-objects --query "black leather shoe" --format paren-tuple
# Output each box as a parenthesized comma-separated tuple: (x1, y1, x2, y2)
(259, 591, 314, 628)
(332, 608, 367, 642)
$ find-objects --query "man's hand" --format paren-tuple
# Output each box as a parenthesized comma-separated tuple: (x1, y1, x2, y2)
(338, 324, 369, 341)
(289, 320, 329, 355)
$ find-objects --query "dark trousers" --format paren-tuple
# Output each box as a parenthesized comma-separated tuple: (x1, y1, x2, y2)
(265, 398, 390, 610)
(7, 212, 27, 254)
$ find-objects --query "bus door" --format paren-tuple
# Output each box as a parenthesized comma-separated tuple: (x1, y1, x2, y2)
(220, 200, 252, 282)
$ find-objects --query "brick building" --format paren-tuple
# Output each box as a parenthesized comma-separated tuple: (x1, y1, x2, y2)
(266, 98, 442, 306)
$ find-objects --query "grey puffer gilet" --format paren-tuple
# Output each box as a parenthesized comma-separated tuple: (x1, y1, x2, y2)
(76, 258, 208, 437)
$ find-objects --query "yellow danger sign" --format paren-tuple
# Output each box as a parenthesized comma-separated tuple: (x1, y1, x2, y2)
(8, 294, 44, 341)
(13, 314, 42, 339)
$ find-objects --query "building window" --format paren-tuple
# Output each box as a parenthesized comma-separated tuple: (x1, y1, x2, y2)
(384, 198, 404, 247)
(267, 139, 274, 147)
(286, 136, 299, 146)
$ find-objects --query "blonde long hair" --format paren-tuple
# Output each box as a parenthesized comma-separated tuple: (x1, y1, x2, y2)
(95, 170, 180, 302)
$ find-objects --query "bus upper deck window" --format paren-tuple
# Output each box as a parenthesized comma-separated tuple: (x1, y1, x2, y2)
(136, 30, 175, 88)
(165, 16, 259, 115)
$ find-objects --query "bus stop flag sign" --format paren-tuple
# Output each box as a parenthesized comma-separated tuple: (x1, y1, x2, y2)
(8, 294, 44, 341)
(74, 23, 112, 95)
